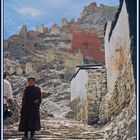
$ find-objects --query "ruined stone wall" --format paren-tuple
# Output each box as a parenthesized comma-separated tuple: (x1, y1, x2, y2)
(46, 50, 83, 72)
(64, 52, 84, 72)
(71, 68, 107, 124)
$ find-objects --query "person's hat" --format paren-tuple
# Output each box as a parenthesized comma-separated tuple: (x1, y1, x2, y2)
(27, 77, 35, 81)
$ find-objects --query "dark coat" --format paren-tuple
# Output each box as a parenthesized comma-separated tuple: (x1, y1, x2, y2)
(18, 85, 42, 132)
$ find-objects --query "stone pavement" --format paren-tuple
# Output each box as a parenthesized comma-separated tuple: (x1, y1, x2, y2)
(3, 117, 105, 140)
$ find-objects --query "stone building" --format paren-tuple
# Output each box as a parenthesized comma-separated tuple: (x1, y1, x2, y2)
(64, 51, 84, 72)
(46, 50, 84, 73)
(70, 65, 107, 124)
(69, 31, 105, 64)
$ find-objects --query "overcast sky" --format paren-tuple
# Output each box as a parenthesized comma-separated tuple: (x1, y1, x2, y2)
(4, 0, 119, 39)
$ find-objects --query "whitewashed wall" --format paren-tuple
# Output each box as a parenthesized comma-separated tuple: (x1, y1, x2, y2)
(71, 69, 88, 102)
(105, 1, 131, 93)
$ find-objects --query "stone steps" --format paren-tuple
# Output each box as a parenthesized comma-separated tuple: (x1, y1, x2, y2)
(3, 118, 105, 140)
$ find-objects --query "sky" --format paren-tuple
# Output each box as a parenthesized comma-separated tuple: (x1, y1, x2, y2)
(4, 0, 119, 39)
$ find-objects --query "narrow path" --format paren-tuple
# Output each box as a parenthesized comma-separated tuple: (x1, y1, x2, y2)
(4, 117, 105, 140)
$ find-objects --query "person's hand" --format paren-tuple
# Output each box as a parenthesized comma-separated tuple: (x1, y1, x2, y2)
(34, 99, 39, 104)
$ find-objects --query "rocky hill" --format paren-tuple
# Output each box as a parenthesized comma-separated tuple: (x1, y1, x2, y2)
(78, 2, 117, 47)
(78, 3, 117, 29)
(4, 1, 117, 61)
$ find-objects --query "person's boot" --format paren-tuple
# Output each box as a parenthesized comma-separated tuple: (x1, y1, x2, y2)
(22, 131, 28, 140)
(30, 137, 35, 140)
(22, 137, 28, 140)
(30, 131, 35, 140)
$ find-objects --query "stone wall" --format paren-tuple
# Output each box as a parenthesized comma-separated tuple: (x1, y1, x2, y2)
(70, 67, 107, 124)
(97, 0, 136, 139)
(70, 2, 136, 139)
(71, 69, 88, 102)
(70, 31, 105, 64)
(105, 0, 131, 93)
(98, 54, 136, 139)
(64, 51, 84, 72)
(100, 0, 136, 121)
(99, 56, 135, 122)
(46, 50, 84, 73)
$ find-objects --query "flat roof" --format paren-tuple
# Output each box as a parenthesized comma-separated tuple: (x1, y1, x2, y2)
(70, 64, 105, 81)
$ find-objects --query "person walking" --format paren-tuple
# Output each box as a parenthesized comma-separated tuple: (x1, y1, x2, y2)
(18, 77, 42, 140)
(3, 71, 14, 120)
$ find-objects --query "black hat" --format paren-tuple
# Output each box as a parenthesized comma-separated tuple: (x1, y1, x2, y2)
(27, 77, 35, 81)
